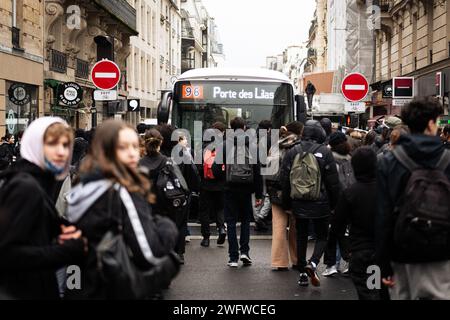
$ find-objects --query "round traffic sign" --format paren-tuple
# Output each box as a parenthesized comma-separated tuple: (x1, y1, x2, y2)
(91, 59, 121, 90)
(341, 73, 369, 102)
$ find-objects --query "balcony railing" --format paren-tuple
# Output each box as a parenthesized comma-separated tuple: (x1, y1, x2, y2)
(50, 49, 67, 73)
(374, 0, 391, 11)
(182, 27, 194, 39)
(75, 59, 89, 79)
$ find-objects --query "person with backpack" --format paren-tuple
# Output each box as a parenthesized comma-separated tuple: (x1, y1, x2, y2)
(0, 117, 86, 299)
(376, 98, 450, 300)
(330, 147, 380, 300)
(322, 131, 354, 277)
(280, 120, 340, 287)
(253, 120, 274, 232)
(66, 120, 179, 299)
(213, 117, 263, 268)
(320, 118, 332, 146)
(173, 132, 201, 247)
(266, 122, 303, 271)
(199, 126, 227, 247)
(139, 129, 190, 264)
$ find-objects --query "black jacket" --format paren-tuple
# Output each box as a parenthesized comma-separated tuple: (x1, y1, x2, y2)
(0, 160, 85, 299)
(0, 143, 14, 170)
(331, 175, 377, 253)
(66, 173, 178, 299)
(280, 140, 340, 219)
(376, 134, 450, 277)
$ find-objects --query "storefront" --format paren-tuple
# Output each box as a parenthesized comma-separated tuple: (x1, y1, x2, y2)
(3, 81, 39, 135)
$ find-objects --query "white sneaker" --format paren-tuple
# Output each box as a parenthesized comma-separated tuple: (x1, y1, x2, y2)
(227, 261, 238, 268)
(240, 254, 253, 266)
(322, 265, 339, 277)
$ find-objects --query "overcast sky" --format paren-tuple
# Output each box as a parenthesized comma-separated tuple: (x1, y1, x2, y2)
(201, 0, 316, 68)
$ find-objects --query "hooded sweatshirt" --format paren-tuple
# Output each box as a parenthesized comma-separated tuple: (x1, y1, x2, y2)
(376, 134, 450, 277)
(0, 117, 83, 300)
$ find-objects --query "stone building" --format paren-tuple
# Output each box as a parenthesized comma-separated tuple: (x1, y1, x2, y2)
(43, 0, 137, 129)
(372, 0, 450, 121)
(0, 0, 44, 137)
(127, 0, 181, 123)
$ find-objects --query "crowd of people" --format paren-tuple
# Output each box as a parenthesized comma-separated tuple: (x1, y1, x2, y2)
(0, 96, 449, 300)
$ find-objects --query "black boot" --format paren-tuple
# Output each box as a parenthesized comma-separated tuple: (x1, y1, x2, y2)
(201, 237, 210, 247)
(217, 228, 226, 245)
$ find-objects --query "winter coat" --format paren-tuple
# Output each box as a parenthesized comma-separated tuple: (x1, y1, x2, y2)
(71, 137, 88, 167)
(0, 160, 85, 299)
(139, 153, 168, 183)
(331, 174, 377, 253)
(65, 173, 178, 299)
(280, 140, 341, 219)
(0, 142, 14, 170)
(376, 134, 450, 277)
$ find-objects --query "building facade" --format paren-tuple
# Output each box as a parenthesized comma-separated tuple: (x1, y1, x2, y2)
(0, 0, 44, 137)
(43, 0, 137, 129)
(180, 0, 224, 74)
(128, 0, 181, 123)
(372, 0, 450, 121)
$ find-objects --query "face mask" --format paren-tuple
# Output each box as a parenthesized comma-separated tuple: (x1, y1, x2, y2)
(44, 158, 65, 176)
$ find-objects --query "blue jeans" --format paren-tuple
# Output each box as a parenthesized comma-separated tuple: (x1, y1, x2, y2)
(224, 191, 253, 261)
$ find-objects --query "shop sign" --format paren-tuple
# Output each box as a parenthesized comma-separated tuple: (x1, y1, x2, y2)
(8, 83, 30, 106)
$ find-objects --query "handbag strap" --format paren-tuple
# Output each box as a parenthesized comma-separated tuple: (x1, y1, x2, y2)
(114, 184, 155, 263)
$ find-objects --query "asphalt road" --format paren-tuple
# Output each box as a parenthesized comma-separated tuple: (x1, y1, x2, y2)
(165, 238, 358, 300)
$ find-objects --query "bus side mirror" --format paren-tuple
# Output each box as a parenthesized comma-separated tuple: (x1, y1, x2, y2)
(295, 94, 307, 124)
(157, 92, 172, 124)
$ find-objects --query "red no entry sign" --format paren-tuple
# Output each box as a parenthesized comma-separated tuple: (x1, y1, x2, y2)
(341, 73, 369, 102)
(91, 59, 121, 90)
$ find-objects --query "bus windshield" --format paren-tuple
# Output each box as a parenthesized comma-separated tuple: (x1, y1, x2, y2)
(172, 81, 293, 132)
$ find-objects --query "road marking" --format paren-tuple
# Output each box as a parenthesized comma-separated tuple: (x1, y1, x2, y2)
(95, 72, 117, 78)
(345, 84, 365, 90)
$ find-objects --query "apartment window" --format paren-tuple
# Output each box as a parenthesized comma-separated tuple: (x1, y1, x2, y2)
(141, 56, 145, 92)
(398, 24, 403, 76)
(147, 58, 151, 93)
(147, 10, 151, 45)
(140, 5, 144, 41)
(412, 13, 418, 71)
(152, 11, 157, 47)
(134, 53, 139, 90)
(152, 58, 156, 94)
(11, 0, 22, 49)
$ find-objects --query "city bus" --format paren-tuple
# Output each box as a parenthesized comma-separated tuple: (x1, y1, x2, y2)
(157, 68, 305, 142)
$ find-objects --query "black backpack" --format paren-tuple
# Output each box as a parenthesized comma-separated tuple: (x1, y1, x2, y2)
(226, 146, 254, 184)
(335, 156, 356, 190)
(155, 159, 189, 213)
(392, 146, 450, 263)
